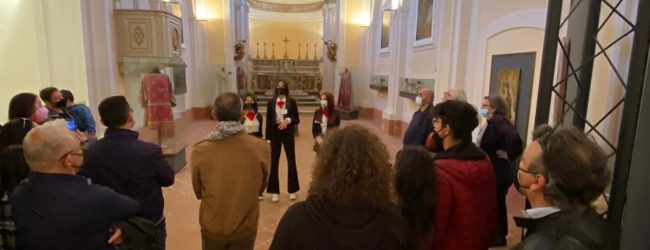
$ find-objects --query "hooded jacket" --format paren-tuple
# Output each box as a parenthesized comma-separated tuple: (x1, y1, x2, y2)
(433, 143, 497, 250)
(270, 195, 407, 250)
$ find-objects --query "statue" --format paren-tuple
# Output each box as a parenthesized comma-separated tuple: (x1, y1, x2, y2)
(233, 40, 246, 62)
(324, 40, 337, 63)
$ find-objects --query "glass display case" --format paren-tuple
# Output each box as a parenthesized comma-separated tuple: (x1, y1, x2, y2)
(369, 75, 389, 91)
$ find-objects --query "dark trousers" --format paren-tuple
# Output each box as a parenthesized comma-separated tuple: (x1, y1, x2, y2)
(496, 180, 512, 238)
(201, 231, 256, 250)
(156, 219, 167, 250)
(267, 129, 300, 194)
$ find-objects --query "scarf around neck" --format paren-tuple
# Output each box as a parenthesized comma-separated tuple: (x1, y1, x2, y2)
(205, 121, 245, 141)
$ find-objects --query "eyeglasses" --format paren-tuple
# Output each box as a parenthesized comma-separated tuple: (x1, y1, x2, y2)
(59, 150, 84, 161)
(518, 167, 536, 175)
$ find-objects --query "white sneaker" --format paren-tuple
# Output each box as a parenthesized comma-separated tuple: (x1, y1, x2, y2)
(271, 194, 279, 202)
(289, 193, 297, 201)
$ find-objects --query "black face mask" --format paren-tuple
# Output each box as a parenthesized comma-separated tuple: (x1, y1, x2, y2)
(276, 88, 287, 95)
(244, 104, 253, 110)
(55, 99, 67, 108)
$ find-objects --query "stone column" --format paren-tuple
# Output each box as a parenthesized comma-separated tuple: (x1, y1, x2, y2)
(322, 1, 338, 92)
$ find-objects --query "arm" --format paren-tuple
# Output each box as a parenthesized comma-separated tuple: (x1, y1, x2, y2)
(256, 113, 264, 138)
(503, 124, 524, 160)
(434, 168, 453, 246)
(150, 147, 175, 187)
(82, 105, 96, 133)
(266, 102, 273, 140)
(191, 148, 204, 199)
(312, 110, 321, 139)
(289, 99, 300, 125)
(98, 186, 141, 223)
(332, 111, 341, 128)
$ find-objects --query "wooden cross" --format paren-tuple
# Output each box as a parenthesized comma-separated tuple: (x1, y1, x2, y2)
(282, 36, 290, 59)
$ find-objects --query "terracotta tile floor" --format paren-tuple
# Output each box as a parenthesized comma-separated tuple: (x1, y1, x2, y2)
(163, 115, 524, 250)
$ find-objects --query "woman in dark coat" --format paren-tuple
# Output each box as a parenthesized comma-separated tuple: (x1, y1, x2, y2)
(270, 125, 406, 250)
(479, 95, 524, 246)
(311, 92, 340, 152)
(241, 93, 263, 138)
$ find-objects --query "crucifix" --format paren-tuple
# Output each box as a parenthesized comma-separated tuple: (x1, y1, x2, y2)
(298, 43, 302, 59)
(305, 44, 310, 59)
(282, 36, 290, 59)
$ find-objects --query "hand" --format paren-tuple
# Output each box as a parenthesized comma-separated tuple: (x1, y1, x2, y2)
(278, 120, 289, 130)
(75, 130, 88, 142)
(107, 225, 123, 245)
(496, 150, 509, 160)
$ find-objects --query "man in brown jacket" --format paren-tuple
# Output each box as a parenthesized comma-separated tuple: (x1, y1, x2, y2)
(192, 92, 270, 250)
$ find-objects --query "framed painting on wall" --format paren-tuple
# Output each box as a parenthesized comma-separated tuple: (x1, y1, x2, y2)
(489, 52, 536, 142)
(415, 0, 433, 41)
(380, 10, 391, 51)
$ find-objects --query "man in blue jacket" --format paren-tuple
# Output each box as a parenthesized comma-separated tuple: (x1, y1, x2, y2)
(403, 88, 434, 147)
(12, 120, 139, 250)
(81, 96, 175, 249)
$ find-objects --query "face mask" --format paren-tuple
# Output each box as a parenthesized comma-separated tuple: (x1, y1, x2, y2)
(32, 106, 49, 124)
(479, 108, 489, 118)
(277, 88, 287, 95)
(320, 100, 328, 108)
(415, 96, 423, 106)
(55, 99, 67, 108)
(244, 104, 253, 110)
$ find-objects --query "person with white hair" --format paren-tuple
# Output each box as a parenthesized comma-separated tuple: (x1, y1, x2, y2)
(11, 120, 139, 250)
(442, 88, 468, 102)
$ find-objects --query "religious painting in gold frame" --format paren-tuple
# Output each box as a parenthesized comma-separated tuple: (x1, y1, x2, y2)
(416, 0, 434, 41)
(496, 68, 521, 124)
(381, 11, 391, 49)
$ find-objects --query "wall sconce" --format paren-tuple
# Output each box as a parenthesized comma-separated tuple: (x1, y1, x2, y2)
(195, 2, 217, 21)
(354, 11, 371, 27)
(388, 0, 401, 11)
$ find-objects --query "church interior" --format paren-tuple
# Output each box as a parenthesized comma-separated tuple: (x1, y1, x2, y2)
(1, 0, 650, 249)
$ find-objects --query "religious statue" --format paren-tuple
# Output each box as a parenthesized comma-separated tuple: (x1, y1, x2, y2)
(324, 40, 337, 63)
(216, 67, 230, 96)
(338, 68, 352, 110)
(234, 40, 246, 62)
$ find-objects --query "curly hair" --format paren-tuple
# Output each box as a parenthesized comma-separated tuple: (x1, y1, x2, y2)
(431, 100, 479, 144)
(395, 146, 436, 249)
(309, 124, 393, 209)
(532, 127, 611, 211)
(242, 92, 259, 113)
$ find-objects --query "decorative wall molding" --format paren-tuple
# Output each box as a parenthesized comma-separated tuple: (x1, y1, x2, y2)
(248, 0, 324, 13)
(249, 7, 322, 22)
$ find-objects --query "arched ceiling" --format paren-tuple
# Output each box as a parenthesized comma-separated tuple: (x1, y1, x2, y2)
(248, 0, 326, 13)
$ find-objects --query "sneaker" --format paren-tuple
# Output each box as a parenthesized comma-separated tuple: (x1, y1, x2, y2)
(289, 193, 297, 201)
(271, 194, 279, 202)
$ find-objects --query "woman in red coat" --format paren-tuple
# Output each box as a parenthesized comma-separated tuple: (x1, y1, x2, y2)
(431, 100, 497, 250)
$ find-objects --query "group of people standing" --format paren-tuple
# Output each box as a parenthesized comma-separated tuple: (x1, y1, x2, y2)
(0, 89, 175, 249)
(400, 88, 610, 249)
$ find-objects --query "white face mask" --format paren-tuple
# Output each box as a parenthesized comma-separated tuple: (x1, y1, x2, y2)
(415, 96, 423, 106)
(320, 100, 328, 108)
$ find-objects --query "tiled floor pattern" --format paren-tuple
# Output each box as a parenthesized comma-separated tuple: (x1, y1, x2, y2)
(163, 115, 524, 250)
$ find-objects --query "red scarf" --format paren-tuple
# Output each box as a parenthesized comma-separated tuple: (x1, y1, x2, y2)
(322, 108, 330, 118)
(277, 100, 285, 109)
(245, 111, 255, 120)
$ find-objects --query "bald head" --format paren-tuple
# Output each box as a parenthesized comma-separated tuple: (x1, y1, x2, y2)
(418, 88, 434, 106)
(22, 120, 79, 172)
(443, 88, 467, 102)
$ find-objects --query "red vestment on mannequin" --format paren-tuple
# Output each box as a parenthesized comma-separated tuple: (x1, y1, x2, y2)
(337, 70, 352, 110)
(139, 74, 175, 129)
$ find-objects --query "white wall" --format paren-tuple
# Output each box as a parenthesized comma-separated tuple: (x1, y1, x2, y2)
(0, 0, 88, 124)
